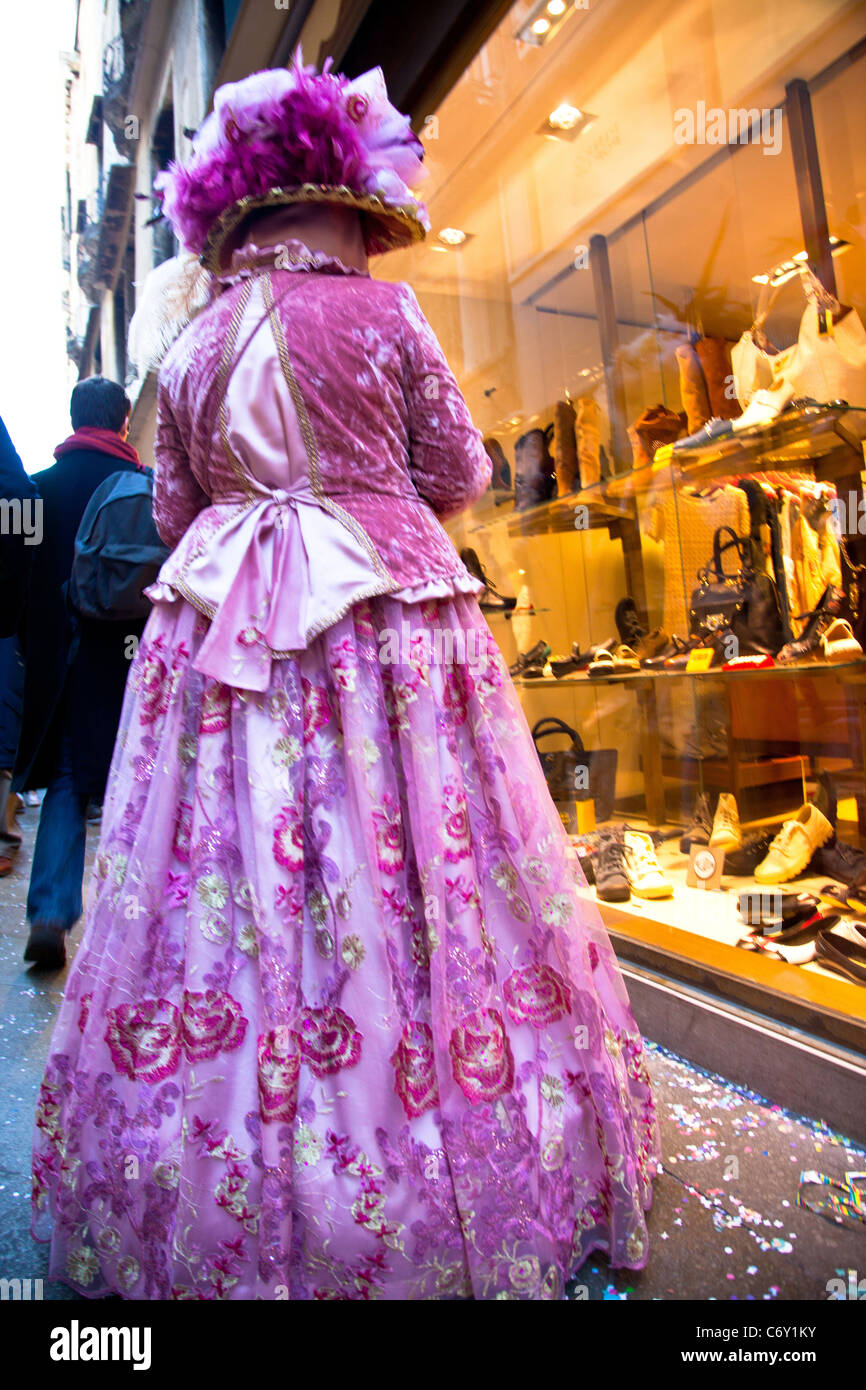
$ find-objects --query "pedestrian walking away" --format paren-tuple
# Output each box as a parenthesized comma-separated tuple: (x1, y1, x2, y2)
(14, 377, 147, 967)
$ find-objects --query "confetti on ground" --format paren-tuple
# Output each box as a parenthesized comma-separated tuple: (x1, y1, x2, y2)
(565, 1041, 866, 1301)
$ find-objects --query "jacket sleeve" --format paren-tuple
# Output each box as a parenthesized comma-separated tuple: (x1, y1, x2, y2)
(0, 413, 38, 637)
(399, 284, 491, 519)
(153, 376, 210, 548)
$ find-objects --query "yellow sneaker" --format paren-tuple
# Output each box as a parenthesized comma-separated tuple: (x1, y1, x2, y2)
(624, 831, 673, 898)
(709, 793, 741, 851)
(754, 804, 833, 884)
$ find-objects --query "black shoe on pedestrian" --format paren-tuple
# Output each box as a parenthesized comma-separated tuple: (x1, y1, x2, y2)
(24, 922, 67, 970)
(679, 792, 714, 854)
(593, 827, 631, 902)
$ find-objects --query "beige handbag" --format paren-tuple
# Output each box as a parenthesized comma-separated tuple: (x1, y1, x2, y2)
(731, 282, 781, 408)
(733, 269, 866, 415)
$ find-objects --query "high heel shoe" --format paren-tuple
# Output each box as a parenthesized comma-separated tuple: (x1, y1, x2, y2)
(777, 585, 844, 663)
(460, 547, 517, 612)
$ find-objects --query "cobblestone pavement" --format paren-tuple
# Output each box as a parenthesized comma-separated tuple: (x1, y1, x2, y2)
(1, 808, 863, 1300)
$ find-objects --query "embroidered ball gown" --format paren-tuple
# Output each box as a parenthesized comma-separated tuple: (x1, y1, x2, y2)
(31, 239, 658, 1300)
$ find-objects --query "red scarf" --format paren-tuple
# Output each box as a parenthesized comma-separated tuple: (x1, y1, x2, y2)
(53, 426, 143, 469)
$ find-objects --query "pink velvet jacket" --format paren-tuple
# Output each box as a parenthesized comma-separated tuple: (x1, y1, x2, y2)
(150, 243, 491, 690)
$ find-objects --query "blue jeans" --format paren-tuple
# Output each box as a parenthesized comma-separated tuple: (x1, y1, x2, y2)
(26, 722, 89, 931)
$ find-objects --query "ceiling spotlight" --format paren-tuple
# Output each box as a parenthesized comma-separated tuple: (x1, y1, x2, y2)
(516, 0, 577, 46)
(435, 228, 475, 252)
(437, 227, 470, 247)
(549, 102, 583, 130)
(539, 103, 596, 141)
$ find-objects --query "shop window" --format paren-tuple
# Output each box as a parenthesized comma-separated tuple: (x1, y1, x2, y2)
(376, 0, 866, 1029)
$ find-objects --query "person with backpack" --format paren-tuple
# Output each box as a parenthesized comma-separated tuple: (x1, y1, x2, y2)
(15, 377, 163, 968)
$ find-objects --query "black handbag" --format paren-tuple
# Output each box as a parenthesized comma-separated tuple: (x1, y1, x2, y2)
(689, 525, 785, 656)
(531, 717, 618, 822)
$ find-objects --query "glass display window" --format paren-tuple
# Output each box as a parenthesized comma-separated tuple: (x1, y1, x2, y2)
(377, 0, 866, 1042)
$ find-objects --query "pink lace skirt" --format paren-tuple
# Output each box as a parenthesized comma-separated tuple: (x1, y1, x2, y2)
(32, 592, 658, 1299)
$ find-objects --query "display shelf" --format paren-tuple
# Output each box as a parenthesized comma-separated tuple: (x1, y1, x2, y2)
(512, 655, 866, 687)
(463, 487, 635, 538)
(602, 404, 866, 500)
(570, 838, 866, 1043)
(463, 409, 866, 536)
(659, 753, 809, 791)
(482, 606, 551, 621)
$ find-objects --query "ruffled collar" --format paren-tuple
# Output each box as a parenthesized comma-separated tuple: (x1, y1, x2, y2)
(217, 238, 369, 285)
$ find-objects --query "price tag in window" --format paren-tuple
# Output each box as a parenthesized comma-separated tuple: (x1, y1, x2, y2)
(686, 646, 716, 673)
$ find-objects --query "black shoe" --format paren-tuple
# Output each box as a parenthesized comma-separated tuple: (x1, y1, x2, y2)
(777, 586, 844, 662)
(460, 547, 517, 612)
(550, 651, 582, 678)
(816, 926, 866, 984)
(812, 835, 866, 885)
(811, 772, 837, 829)
(573, 640, 616, 671)
(509, 640, 551, 678)
(593, 827, 631, 902)
(24, 922, 67, 970)
(615, 597, 647, 648)
(724, 831, 775, 876)
(679, 792, 713, 853)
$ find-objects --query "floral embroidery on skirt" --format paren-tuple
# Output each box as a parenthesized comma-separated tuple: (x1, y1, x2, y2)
(31, 592, 658, 1299)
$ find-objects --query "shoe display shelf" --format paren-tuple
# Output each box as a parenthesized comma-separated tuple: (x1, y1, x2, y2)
(454, 405, 866, 826)
(564, 832, 866, 1140)
(590, 843, 866, 1040)
(501, 405, 866, 825)
(462, 485, 637, 540)
(515, 659, 866, 828)
(599, 404, 866, 502)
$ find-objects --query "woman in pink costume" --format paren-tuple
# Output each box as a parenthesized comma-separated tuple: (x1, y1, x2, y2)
(32, 58, 658, 1299)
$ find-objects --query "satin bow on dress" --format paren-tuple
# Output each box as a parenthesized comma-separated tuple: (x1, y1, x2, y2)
(149, 278, 399, 691)
(174, 472, 396, 691)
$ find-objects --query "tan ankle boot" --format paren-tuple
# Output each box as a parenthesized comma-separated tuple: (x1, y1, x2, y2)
(577, 397, 601, 487)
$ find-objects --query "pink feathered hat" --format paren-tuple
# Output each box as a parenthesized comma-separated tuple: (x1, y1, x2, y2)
(154, 55, 430, 271)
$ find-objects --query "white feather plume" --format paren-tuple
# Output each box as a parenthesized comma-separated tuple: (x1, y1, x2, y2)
(127, 253, 214, 375)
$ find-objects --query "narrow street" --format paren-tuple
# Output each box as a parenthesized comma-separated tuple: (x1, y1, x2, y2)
(1, 807, 863, 1302)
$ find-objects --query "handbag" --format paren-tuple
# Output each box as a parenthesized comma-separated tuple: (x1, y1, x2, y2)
(689, 525, 785, 655)
(531, 717, 618, 822)
(732, 268, 866, 414)
(731, 282, 781, 408)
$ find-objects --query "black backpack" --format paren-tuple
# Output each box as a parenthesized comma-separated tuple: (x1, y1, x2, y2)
(69, 469, 170, 622)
